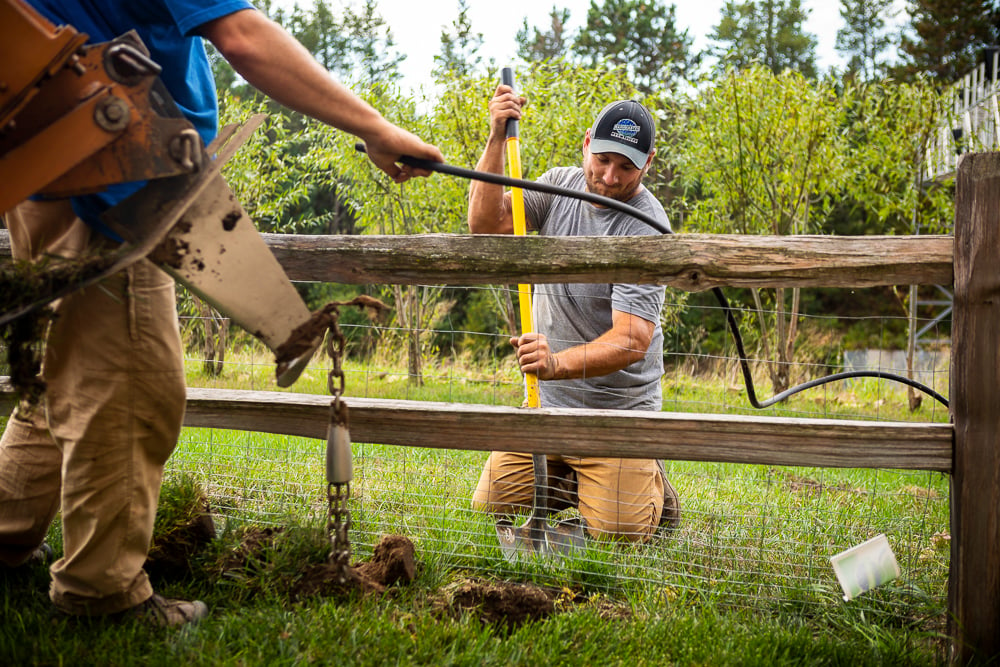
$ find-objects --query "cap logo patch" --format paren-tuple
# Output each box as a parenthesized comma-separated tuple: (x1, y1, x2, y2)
(611, 118, 640, 144)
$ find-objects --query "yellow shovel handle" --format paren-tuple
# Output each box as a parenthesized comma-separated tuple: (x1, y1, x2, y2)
(502, 67, 539, 409)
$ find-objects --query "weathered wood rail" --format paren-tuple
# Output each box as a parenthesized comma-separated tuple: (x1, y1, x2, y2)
(189, 389, 955, 472)
(3, 154, 998, 663)
(265, 232, 954, 289)
(0, 385, 952, 473)
(2, 229, 953, 289)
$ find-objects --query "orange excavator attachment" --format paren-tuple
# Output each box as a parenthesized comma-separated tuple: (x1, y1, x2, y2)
(1, 0, 322, 386)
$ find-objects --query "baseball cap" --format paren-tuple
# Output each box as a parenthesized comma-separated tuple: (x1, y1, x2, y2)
(588, 99, 655, 169)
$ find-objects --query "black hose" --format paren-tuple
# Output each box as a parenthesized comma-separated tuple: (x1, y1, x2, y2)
(712, 286, 949, 408)
(361, 144, 950, 409)
(358, 144, 671, 234)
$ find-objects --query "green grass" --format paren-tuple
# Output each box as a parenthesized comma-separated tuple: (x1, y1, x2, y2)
(0, 346, 952, 665)
(0, 563, 946, 666)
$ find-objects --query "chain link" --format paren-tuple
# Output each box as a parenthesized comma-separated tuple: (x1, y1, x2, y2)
(325, 305, 346, 400)
(327, 479, 352, 579)
(323, 303, 352, 580)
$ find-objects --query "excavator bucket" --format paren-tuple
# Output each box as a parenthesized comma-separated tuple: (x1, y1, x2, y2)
(148, 171, 321, 386)
(1, 0, 322, 387)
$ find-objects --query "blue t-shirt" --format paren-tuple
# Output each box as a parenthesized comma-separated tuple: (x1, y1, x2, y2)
(28, 0, 254, 235)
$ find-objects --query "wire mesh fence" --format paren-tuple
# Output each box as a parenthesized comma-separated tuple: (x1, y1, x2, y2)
(164, 284, 952, 631)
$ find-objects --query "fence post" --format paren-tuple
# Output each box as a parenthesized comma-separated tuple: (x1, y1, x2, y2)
(950, 151, 1000, 663)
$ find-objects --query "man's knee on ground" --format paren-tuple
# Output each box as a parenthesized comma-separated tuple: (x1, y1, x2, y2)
(584, 518, 656, 543)
(471, 482, 531, 515)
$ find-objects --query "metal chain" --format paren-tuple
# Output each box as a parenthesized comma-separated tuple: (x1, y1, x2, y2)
(325, 305, 346, 400)
(315, 296, 387, 582)
(323, 305, 353, 580)
(327, 476, 352, 579)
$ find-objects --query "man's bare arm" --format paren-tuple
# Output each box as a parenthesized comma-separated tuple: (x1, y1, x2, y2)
(511, 310, 656, 381)
(199, 8, 442, 182)
(467, 84, 530, 234)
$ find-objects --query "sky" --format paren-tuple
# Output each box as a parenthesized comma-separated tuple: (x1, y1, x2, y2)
(275, 1, 909, 94)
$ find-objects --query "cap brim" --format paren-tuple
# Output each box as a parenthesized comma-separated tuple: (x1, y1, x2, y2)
(588, 138, 649, 169)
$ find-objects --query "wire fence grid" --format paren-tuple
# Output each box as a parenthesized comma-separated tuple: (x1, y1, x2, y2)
(163, 284, 952, 631)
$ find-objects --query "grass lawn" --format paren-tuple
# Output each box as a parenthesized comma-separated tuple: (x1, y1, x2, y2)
(0, 347, 952, 665)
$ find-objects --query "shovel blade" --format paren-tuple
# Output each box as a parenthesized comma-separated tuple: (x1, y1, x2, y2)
(547, 517, 587, 554)
(495, 516, 586, 563)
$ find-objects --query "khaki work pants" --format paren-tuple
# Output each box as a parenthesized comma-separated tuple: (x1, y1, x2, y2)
(0, 199, 186, 615)
(472, 451, 664, 542)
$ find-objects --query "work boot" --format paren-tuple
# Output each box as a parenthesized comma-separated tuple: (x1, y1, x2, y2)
(119, 594, 208, 627)
(28, 543, 54, 566)
(657, 460, 681, 531)
(0, 542, 54, 569)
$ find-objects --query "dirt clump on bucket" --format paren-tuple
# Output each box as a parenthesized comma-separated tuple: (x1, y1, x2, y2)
(275, 295, 389, 368)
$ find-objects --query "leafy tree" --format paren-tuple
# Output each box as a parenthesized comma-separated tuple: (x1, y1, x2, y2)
(208, 0, 408, 240)
(676, 66, 850, 392)
(281, 0, 348, 73)
(433, 0, 486, 79)
(209, 1, 348, 98)
(843, 79, 954, 236)
(340, 0, 405, 87)
(893, 0, 1000, 84)
(710, 0, 818, 77)
(517, 6, 574, 64)
(835, 0, 898, 80)
(573, 0, 699, 95)
(314, 86, 460, 383)
(265, 0, 405, 87)
(218, 95, 316, 230)
(842, 76, 956, 408)
(214, 90, 360, 237)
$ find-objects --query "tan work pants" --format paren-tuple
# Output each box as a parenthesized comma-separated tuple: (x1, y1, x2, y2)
(472, 451, 664, 542)
(0, 200, 186, 615)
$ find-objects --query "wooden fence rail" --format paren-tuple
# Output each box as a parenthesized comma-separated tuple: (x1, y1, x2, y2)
(0, 385, 953, 472)
(2, 155, 998, 662)
(3, 230, 953, 289)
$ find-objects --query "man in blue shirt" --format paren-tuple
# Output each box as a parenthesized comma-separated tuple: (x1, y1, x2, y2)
(0, 0, 442, 626)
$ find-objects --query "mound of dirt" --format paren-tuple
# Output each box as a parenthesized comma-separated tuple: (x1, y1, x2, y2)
(292, 534, 417, 600)
(145, 503, 216, 578)
(146, 513, 629, 632)
(355, 533, 416, 587)
(433, 578, 556, 631)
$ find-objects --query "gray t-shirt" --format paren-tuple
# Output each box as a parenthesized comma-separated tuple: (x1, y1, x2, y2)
(522, 166, 670, 411)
